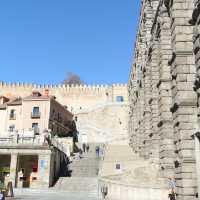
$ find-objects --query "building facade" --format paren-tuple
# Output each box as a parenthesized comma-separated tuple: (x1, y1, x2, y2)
(0, 91, 75, 189)
(128, 0, 200, 199)
(0, 91, 74, 138)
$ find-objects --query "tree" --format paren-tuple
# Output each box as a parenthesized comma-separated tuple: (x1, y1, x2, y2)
(63, 72, 84, 86)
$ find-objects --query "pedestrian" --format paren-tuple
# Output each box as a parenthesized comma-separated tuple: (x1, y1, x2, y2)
(0, 192, 4, 200)
(101, 184, 108, 199)
(95, 146, 100, 158)
(79, 149, 83, 159)
(86, 144, 90, 153)
(168, 177, 176, 200)
(82, 143, 86, 153)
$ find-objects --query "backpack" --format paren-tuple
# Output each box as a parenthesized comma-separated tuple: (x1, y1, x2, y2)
(0, 193, 4, 200)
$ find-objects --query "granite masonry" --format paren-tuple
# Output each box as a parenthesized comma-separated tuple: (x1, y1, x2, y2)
(128, 0, 200, 199)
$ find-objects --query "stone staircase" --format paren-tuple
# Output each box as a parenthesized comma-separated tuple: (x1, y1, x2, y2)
(54, 177, 98, 194)
(69, 144, 99, 177)
(53, 143, 100, 199)
(77, 123, 128, 144)
(74, 102, 127, 115)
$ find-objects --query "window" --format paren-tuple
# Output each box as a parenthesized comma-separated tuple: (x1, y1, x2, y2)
(9, 125, 15, 132)
(52, 109, 56, 115)
(32, 123, 39, 134)
(51, 125, 54, 132)
(10, 109, 16, 120)
(31, 107, 40, 118)
(33, 107, 39, 114)
(32, 123, 38, 129)
(116, 164, 121, 170)
(116, 96, 124, 102)
(57, 113, 62, 122)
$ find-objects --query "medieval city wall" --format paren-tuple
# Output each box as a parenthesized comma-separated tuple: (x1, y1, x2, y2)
(0, 82, 128, 112)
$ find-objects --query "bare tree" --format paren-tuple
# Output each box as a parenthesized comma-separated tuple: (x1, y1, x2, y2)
(63, 72, 84, 86)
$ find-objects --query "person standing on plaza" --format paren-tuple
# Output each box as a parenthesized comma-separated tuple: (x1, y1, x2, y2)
(86, 144, 90, 153)
(101, 184, 108, 200)
(82, 143, 86, 153)
(95, 146, 100, 158)
(168, 177, 176, 200)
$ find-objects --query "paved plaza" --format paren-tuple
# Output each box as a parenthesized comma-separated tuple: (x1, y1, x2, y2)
(14, 189, 98, 200)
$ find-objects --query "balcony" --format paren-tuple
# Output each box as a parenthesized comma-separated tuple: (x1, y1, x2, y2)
(31, 112, 41, 119)
(9, 114, 16, 120)
(0, 131, 69, 154)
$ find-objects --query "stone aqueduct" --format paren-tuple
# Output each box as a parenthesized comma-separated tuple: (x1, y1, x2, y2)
(128, 0, 200, 199)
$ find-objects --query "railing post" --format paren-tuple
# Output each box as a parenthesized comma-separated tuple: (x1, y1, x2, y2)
(9, 153, 18, 187)
(194, 135, 200, 198)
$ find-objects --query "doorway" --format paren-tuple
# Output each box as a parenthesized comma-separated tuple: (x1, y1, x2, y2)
(17, 155, 38, 188)
(0, 154, 11, 186)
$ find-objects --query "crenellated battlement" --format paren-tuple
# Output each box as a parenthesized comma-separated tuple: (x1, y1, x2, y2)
(0, 81, 127, 91)
(0, 81, 128, 111)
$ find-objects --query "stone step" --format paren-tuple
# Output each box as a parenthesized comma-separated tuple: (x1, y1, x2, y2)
(54, 177, 98, 192)
(54, 143, 100, 194)
(69, 145, 100, 178)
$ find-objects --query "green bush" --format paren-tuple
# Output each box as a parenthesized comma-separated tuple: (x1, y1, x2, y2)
(0, 167, 10, 173)
(0, 181, 5, 190)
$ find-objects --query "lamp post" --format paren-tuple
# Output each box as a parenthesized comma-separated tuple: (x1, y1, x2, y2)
(193, 132, 200, 198)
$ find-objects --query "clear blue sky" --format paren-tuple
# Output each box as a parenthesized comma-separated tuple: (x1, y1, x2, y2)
(0, 0, 140, 85)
